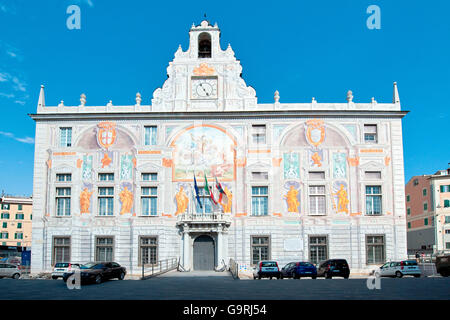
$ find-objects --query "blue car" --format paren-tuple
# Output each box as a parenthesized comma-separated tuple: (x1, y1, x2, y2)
(280, 262, 317, 279)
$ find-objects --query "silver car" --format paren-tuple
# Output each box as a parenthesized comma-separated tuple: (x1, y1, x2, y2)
(374, 260, 421, 278)
(0, 263, 21, 279)
(51, 262, 80, 279)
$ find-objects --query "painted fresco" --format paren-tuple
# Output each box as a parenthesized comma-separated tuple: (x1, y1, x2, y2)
(331, 181, 349, 214)
(333, 152, 347, 178)
(120, 154, 133, 180)
(284, 181, 301, 213)
(119, 182, 134, 214)
(308, 148, 324, 168)
(283, 152, 299, 179)
(82, 155, 93, 180)
(172, 126, 235, 181)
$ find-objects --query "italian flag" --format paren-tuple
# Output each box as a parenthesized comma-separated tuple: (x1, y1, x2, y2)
(204, 174, 217, 205)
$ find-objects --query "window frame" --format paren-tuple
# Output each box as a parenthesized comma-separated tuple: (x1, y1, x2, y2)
(363, 124, 378, 144)
(250, 235, 271, 266)
(55, 187, 71, 216)
(251, 186, 269, 216)
(138, 236, 158, 266)
(59, 127, 72, 147)
(251, 124, 267, 145)
(95, 236, 115, 262)
(366, 235, 385, 265)
(98, 187, 114, 216)
(308, 185, 326, 216)
(365, 185, 382, 216)
(144, 125, 158, 146)
(308, 235, 328, 265)
(52, 236, 71, 266)
(141, 186, 158, 216)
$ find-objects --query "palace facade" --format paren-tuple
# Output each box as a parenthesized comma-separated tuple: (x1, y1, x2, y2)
(30, 20, 408, 275)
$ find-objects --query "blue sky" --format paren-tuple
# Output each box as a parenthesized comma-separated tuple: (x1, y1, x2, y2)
(0, 0, 449, 196)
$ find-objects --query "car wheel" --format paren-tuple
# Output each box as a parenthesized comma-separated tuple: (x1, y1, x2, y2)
(312, 276, 317, 279)
(395, 271, 403, 278)
(95, 275, 102, 284)
(118, 272, 125, 280)
(414, 274, 420, 278)
(258, 274, 261, 280)
(325, 272, 332, 279)
(277, 275, 281, 280)
(293, 273, 299, 279)
(12, 273, 20, 280)
(344, 276, 349, 279)
(52, 276, 58, 280)
(280, 274, 284, 279)
(439, 271, 448, 277)
(269, 277, 272, 280)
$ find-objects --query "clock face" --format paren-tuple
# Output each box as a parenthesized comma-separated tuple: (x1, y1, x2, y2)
(191, 78, 218, 99)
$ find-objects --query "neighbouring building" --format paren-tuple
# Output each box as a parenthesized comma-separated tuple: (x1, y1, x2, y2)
(0, 195, 33, 257)
(406, 165, 450, 254)
(29, 20, 408, 275)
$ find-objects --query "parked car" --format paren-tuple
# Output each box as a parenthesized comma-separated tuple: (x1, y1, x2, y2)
(317, 259, 350, 279)
(281, 262, 317, 279)
(0, 263, 21, 279)
(435, 254, 450, 277)
(63, 262, 126, 284)
(373, 260, 421, 278)
(51, 262, 80, 279)
(253, 261, 281, 280)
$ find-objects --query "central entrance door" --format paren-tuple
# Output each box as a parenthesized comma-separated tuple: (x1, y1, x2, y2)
(193, 235, 215, 270)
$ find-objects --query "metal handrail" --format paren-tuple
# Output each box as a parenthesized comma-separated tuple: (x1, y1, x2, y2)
(141, 257, 178, 280)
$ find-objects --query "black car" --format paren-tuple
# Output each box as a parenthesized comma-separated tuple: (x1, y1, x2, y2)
(435, 254, 450, 277)
(63, 262, 126, 284)
(316, 259, 350, 279)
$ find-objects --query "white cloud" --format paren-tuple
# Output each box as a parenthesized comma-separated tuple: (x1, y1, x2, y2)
(0, 73, 8, 82)
(0, 131, 34, 144)
(14, 100, 26, 105)
(12, 76, 26, 92)
(0, 92, 15, 98)
(6, 51, 17, 58)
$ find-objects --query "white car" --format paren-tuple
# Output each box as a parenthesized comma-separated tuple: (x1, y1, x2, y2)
(51, 263, 80, 279)
(374, 260, 421, 278)
(0, 263, 21, 279)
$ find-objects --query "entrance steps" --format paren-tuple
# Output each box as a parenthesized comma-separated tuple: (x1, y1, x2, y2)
(159, 270, 232, 277)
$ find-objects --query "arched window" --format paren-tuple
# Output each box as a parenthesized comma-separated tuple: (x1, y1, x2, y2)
(198, 32, 211, 58)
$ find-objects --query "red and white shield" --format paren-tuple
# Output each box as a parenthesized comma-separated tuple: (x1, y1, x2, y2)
(97, 122, 117, 149)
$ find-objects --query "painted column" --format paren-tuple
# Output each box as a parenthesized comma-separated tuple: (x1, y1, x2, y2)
(183, 227, 190, 270)
(217, 228, 223, 268)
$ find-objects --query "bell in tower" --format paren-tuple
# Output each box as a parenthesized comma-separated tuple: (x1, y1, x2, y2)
(198, 32, 212, 58)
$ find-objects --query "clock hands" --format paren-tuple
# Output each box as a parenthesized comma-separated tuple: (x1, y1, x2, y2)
(198, 83, 210, 96)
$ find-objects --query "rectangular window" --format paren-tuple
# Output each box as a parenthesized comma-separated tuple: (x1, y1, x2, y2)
(366, 186, 382, 215)
(144, 126, 157, 146)
(309, 236, 328, 265)
(408, 222, 411, 229)
(252, 125, 266, 144)
(407, 208, 411, 215)
(364, 124, 378, 143)
(59, 127, 72, 147)
(445, 216, 450, 224)
(17, 204, 23, 211)
(98, 187, 114, 216)
(440, 185, 450, 193)
(309, 186, 326, 215)
(366, 235, 385, 265)
(406, 195, 410, 202)
(195, 187, 213, 214)
(251, 236, 270, 265)
(1, 222, 6, 228)
(17, 223, 22, 229)
(423, 188, 427, 196)
(446, 242, 450, 250)
(0, 232, 8, 239)
(15, 213, 24, 220)
(14, 233, 23, 240)
(56, 187, 71, 216)
(445, 230, 450, 234)
(56, 173, 72, 182)
(424, 218, 429, 226)
(53, 237, 70, 265)
(309, 172, 325, 180)
(1, 213, 9, 219)
(142, 173, 158, 181)
(139, 237, 158, 265)
(423, 202, 428, 212)
(99, 173, 114, 181)
(444, 200, 450, 208)
(365, 171, 381, 180)
(251, 186, 268, 216)
(1, 204, 10, 210)
(141, 187, 157, 216)
(95, 237, 114, 262)
(251, 172, 268, 180)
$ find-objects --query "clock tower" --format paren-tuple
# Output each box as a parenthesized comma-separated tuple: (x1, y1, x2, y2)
(151, 20, 257, 112)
